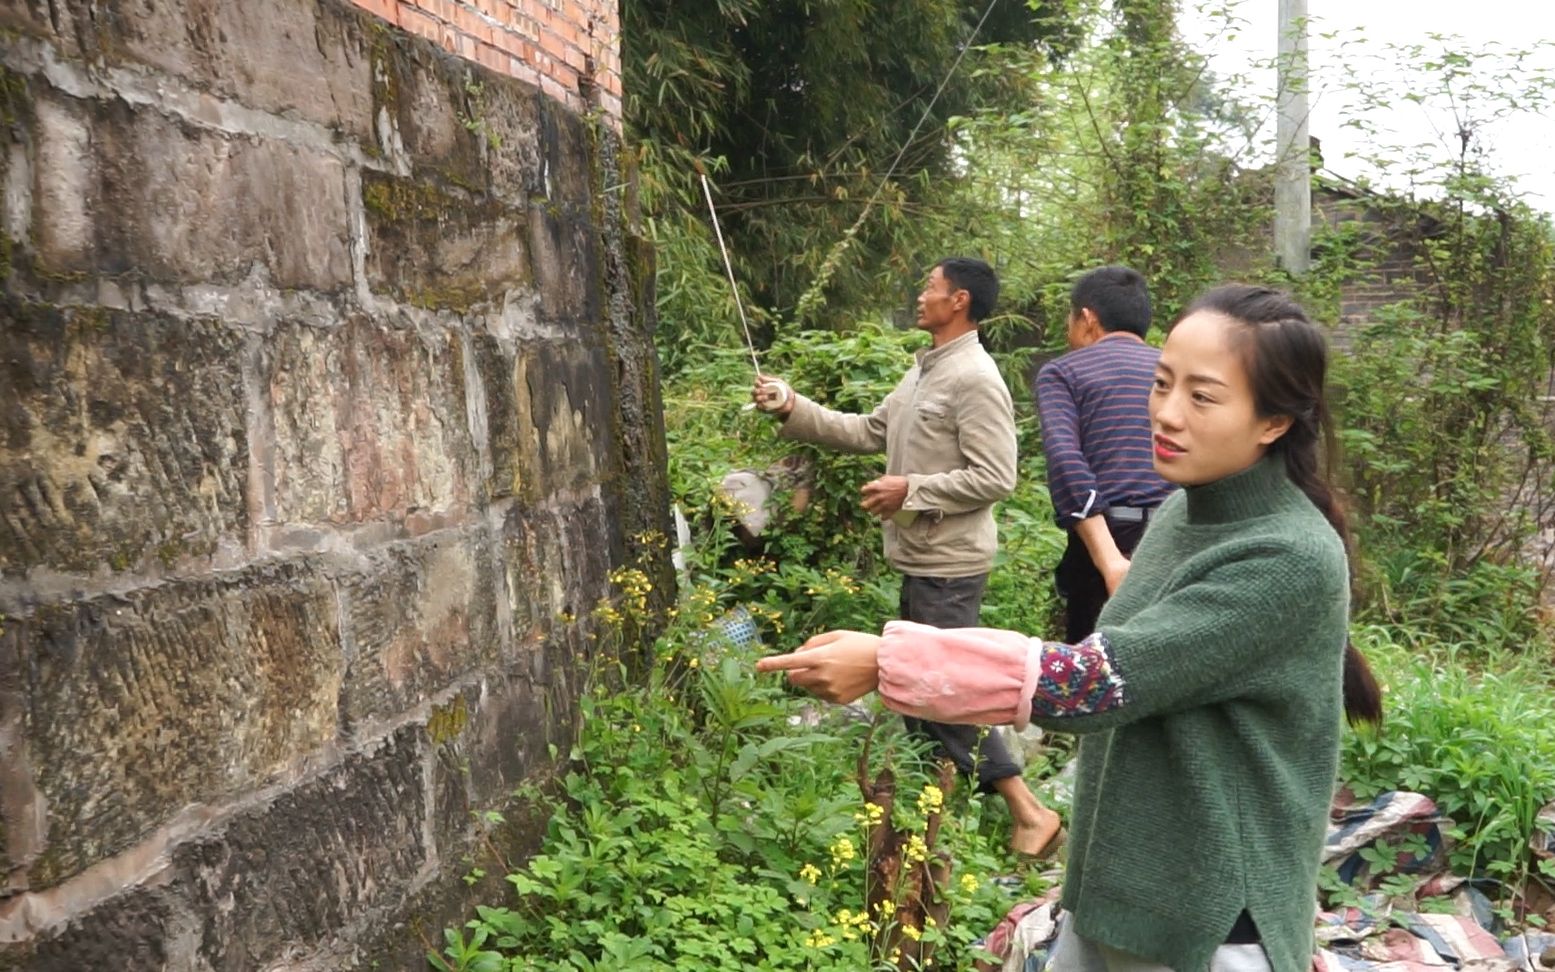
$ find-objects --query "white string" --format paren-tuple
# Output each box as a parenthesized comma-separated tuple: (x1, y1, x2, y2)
(700, 171, 763, 377)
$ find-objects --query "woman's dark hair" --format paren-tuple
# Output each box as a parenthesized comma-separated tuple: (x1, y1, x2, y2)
(1183, 284, 1383, 726)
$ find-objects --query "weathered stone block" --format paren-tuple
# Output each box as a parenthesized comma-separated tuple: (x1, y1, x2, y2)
(370, 23, 582, 207)
(0, 729, 432, 970)
(478, 82, 545, 203)
(0, 3, 72, 58)
(572, 494, 625, 614)
(498, 504, 570, 639)
(360, 171, 529, 310)
(373, 30, 484, 188)
(31, 93, 353, 289)
(538, 95, 594, 206)
(0, 881, 189, 972)
(0, 561, 342, 889)
(475, 337, 618, 504)
(604, 330, 673, 573)
(175, 726, 430, 971)
(266, 316, 477, 528)
(29, 96, 90, 273)
(528, 203, 600, 323)
(337, 528, 502, 730)
(592, 128, 673, 563)
(45, 0, 378, 143)
(499, 497, 616, 641)
(0, 298, 248, 577)
(427, 676, 557, 867)
(0, 78, 32, 220)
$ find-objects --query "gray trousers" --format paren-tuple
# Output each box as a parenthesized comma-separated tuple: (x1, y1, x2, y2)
(1048, 913, 1272, 972)
(898, 573, 1022, 792)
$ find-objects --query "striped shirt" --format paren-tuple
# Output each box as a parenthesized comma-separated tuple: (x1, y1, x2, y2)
(1035, 334, 1176, 525)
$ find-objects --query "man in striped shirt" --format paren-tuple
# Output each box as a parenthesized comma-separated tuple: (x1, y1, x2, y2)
(1035, 266, 1178, 642)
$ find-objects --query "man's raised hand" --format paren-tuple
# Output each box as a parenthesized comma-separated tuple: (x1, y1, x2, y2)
(751, 375, 795, 415)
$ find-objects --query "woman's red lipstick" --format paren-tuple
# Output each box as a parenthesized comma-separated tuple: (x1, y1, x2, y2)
(1154, 434, 1184, 460)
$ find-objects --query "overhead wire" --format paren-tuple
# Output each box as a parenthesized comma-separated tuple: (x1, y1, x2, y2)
(695, 0, 1006, 375)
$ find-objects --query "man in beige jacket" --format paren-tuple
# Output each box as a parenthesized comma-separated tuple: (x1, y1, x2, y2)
(753, 257, 1061, 858)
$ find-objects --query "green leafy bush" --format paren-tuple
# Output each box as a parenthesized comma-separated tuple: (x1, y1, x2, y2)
(429, 579, 1053, 972)
(664, 324, 923, 642)
(1342, 626, 1555, 893)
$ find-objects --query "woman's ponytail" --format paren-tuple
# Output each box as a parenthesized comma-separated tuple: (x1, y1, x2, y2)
(1280, 409, 1383, 725)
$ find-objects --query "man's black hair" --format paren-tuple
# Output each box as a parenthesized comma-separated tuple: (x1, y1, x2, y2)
(1070, 265, 1151, 337)
(936, 257, 1000, 324)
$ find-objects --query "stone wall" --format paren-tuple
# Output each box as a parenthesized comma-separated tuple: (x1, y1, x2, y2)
(0, 0, 668, 968)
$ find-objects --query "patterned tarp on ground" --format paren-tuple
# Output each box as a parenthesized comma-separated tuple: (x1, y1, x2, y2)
(975, 791, 1555, 972)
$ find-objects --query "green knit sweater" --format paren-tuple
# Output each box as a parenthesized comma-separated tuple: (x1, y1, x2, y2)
(1046, 455, 1350, 971)
(875, 456, 1352, 967)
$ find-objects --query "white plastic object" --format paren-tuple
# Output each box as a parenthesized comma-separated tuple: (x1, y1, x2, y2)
(755, 378, 791, 412)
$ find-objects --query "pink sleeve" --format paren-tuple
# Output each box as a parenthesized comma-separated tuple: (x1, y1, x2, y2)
(876, 620, 1042, 730)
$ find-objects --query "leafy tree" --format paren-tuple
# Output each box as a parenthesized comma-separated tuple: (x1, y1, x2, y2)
(624, 0, 1077, 340)
(912, 0, 1269, 345)
(1306, 37, 1555, 641)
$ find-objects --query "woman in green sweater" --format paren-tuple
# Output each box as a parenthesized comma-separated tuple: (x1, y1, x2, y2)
(758, 285, 1382, 972)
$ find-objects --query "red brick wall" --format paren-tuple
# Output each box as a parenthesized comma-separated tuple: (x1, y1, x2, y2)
(352, 0, 621, 122)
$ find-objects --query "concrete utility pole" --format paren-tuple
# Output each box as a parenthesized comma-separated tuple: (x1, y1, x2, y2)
(1275, 0, 1311, 274)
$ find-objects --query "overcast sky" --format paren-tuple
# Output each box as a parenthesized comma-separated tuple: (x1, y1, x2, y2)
(1180, 0, 1555, 212)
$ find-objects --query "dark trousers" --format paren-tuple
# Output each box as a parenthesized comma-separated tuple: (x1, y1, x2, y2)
(898, 573, 1021, 792)
(1054, 518, 1147, 644)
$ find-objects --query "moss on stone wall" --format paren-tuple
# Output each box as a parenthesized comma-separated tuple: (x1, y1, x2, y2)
(427, 695, 470, 745)
(360, 172, 507, 311)
(0, 65, 29, 126)
(362, 176, 455, 223)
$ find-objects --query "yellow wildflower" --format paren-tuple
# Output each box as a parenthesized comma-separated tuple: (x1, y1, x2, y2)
(833, 908, 872, 930)
(829, 834, 856, 867)
(901, 924, 921, 942)
(960, 873, 979, 894)
(798, 863, 822, 884)
(917, 784, 944, 815)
